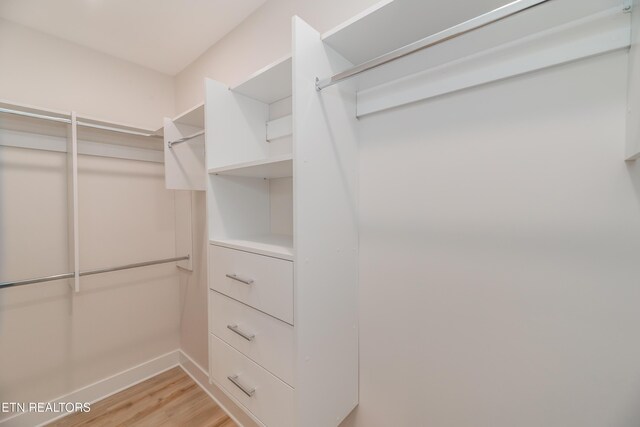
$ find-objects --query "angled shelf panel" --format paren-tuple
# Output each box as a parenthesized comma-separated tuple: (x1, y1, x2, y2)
(207, 154, 292, 179)
(231, 56, 292, 104)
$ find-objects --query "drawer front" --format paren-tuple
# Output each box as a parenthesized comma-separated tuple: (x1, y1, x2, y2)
(209, 245, 293, 324)
(210, 291, 295, 387)
(210, 334, 294, 427)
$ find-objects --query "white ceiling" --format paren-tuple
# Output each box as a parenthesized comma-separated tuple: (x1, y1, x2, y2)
(0, 0, 267, 75)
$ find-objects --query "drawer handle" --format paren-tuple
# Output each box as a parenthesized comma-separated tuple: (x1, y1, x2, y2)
(227, 324, 255, 341)
(225, 274, 254, 285)
(227, 374, 255, 397)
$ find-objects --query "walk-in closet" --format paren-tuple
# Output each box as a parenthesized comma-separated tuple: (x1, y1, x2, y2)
(1, 0, 640, 426)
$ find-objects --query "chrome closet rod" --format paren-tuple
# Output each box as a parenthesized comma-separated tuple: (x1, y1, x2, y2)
(79, 255, 189, 277)
(0, 255, 190, 290)
(0, 107, 159, 138)
(167, 130, 205, 148)
(315, 0, 552, 90)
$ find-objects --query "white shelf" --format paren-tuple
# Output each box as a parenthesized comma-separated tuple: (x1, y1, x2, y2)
(210, 235, 294, 261)
(322, 0, 460, 65)
(174, 102, 205, 128)
(322, 0, 624, 114)
(0, 98, 70, 122)
(207, 154, 292, 178)
(322, 0, 553, 66)
(231, 56, 292, 104)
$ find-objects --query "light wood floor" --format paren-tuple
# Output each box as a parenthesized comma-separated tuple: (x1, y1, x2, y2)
(48, 367, 237, 427)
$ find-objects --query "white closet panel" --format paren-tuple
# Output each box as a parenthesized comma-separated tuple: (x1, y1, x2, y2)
(66, 112, 80, 292)
(627, 0, 640, 160)
(292, 17, 359, 427)
(164, 115, 206, 191)
(174, 191, 193, 271)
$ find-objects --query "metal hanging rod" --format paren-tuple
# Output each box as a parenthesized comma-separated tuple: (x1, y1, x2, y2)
(77, 121, 159, 138)
(0, 255, 190, 290)
(168, 130, 205, 148)
(315, 0, 552, 91)
(0, 106, 159, 138)
(0, 107, 71, 124)
(80, 255, 189, 277)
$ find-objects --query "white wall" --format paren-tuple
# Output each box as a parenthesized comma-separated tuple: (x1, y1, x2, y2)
(0, 18, 175, 130)
(342, 51, 640, 427)
(0, 118, 180, 419)
(174, 0, 380, 112)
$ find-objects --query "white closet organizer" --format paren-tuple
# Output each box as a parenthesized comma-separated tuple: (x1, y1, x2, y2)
(161, 0, 638, 426)
(200, 26, 358, 425)
(163, 103, 207, 272)
(0, 101, 190, 291)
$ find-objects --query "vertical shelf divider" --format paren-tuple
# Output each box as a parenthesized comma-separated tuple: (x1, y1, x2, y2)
(67, 112, 80, 292)
(626, 0, 640, 160)
(292, 16, 360, 426)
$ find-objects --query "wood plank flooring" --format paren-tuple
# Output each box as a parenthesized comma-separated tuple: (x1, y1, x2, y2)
(48, 367, 237, 427)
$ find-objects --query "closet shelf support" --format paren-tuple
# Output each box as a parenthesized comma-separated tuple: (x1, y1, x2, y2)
(315, 0, 551, 90)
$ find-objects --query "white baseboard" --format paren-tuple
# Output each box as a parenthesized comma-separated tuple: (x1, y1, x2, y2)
(0, 349, 258, 427)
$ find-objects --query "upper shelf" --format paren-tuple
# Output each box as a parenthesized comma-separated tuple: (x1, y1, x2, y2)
(321, 0, 512, 66)
(231, 56, 292, 104)
(208, 154, 292, 179)
(0, 98, 161, 141)
(210, 234, 294, 261)
(320, 0, 624, 93)
(0, 99, 70, 122)
(154, 102, 205, 136)
(174, 102, 205, 128)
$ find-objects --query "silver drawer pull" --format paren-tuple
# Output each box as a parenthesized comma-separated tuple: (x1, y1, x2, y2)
(225, 274, 254, 285)
(227, 324, 255, 341)
(227, 374, 255, 397)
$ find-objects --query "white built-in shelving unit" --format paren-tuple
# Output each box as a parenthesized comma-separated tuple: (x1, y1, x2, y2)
(202, 16, 359, 426)
(160, 0, 640, 425)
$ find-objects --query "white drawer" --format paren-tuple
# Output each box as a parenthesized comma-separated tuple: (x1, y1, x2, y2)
(210, 334, 294, 427)
(209, 244, 293, 324)
(210, 291, 295, 387)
